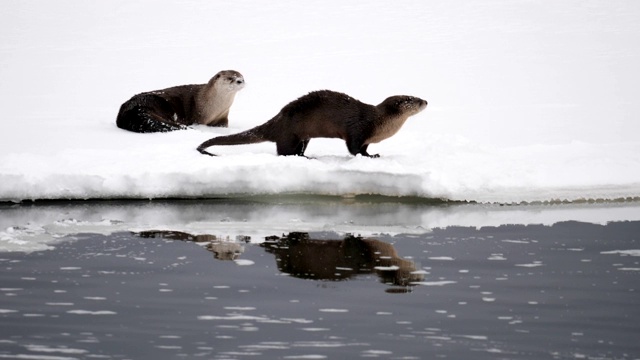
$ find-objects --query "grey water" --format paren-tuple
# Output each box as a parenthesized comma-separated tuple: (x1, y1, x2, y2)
(1, 203, 640, 359)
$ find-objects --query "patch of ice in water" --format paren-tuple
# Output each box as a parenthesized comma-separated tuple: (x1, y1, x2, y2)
(234, 259, 255, 266)
(374, 265, 399, 271)
(45, 303, 74, 306)
(24, 344, 89, 354)
(66, 310, 117, 315)
(515, 262, 544, 267)
(601, 249, 640, 257)
(361, 350, 393, 355)
(502, 240, 530, 244)
(412, 281, 456, 286)
(280, 318, 314, 324)
(428, 256, 454, 261)
(198, 315, 267, 321)
(242, 343, 290, 350)
(318, 308, 349, 313)
(458, 335, 488, 340)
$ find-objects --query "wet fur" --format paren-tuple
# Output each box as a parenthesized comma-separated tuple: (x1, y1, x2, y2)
(197, 90, 427, 157)
(116, 70, 244, 133)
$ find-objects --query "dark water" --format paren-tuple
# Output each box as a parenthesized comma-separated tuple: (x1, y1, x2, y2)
(1, 221, 639, 359)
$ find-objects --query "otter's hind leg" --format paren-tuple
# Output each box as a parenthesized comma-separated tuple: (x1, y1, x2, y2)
(116, 95, 186, 133)
(294, 140, 310, 156)
(276, 137, 306, 156)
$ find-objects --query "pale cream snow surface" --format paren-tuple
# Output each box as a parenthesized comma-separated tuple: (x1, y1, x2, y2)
(1, 1, 640, 203)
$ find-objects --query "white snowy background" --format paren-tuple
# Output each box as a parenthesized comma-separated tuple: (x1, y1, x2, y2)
(1, 0, 640, 204)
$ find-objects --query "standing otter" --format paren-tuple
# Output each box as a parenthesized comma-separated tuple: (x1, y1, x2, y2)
(197, 90, 427, 157)
(116, 70, 245, 133)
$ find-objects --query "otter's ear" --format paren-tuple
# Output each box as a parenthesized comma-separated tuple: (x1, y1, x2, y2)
(213, 74, 221, 80)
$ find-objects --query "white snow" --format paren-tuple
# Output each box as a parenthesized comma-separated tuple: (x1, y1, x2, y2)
(1, 1, 640, 204)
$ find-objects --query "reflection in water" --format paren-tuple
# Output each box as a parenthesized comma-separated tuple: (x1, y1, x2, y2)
(261, 232, 424, 292)
(135, 231, 423, 292)
(136, 231, 246, 260)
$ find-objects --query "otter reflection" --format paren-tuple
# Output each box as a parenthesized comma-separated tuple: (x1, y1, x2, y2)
(136, 231, 245, 260)
(261, 232, 424, 289)
(135, 230, 424, 292)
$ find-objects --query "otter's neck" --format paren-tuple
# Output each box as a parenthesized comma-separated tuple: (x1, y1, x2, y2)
(367, 110, 410, 144)
(195, 83, 236, 125)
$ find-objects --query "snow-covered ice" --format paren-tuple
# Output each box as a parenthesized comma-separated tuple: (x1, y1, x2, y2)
(1, 1, 639, 204)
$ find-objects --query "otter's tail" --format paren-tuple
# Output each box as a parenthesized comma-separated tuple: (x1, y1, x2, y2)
(197, 124, 269, 156)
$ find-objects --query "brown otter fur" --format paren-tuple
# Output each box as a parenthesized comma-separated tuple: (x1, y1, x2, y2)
(197, 90, 427, 157)
(116, 70, 244, 133)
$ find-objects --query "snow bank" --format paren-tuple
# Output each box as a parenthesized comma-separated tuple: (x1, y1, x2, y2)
(1, 128, 639, 203)
(1, 1, 640, 204)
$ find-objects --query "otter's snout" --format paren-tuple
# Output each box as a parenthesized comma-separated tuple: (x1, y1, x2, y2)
(229, 75, 245, 91)
(416, 98, 428, 111)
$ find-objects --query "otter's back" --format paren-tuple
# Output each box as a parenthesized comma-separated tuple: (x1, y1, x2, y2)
(281, 90, 376, 139)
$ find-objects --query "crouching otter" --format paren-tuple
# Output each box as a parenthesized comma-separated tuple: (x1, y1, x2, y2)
(197, 90, 427, 157)
(116, 70, 244, 133)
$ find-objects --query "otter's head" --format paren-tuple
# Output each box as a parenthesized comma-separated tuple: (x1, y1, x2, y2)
(378, 96, 427, 116)
(211, 70, 245, 93)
